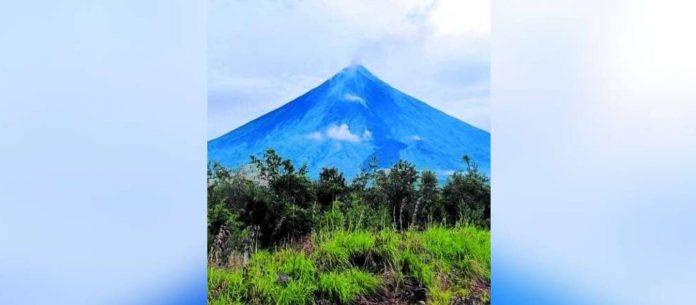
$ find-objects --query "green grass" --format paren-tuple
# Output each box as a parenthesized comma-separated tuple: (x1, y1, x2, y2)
(317, 269, 381, 304)
(208, 267, 245, 305)
(400, 251, 436, 286)
(246, 250, 317, 305)
(419, 226, 491, 280)
(313, 230, 375, 269)
(277, 249, 316, 281)
(209, 225, 490, 305)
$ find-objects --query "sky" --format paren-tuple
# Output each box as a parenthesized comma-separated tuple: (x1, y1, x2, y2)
(208, 0, 490, 139)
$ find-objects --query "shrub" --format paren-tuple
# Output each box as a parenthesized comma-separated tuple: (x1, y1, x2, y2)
(317, 201, 346, 232)
(441, 156, 490, 228)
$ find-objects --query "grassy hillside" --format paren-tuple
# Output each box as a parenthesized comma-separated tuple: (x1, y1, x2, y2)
(208, 150, 490, 305)
(209, 226, 489, 305)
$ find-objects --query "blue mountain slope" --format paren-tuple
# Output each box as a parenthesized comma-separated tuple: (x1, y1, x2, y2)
(208, 65, 490, 179)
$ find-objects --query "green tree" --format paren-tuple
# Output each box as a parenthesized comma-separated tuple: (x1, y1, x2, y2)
(442, 155, 490, 228)
(316, 167, 347, 208)
(250, 149, 316, 242)
(382, 160, 418, 230)
(412, 170, 440, 228)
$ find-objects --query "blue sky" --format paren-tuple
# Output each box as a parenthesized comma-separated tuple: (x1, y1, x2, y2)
(208, 0, 489, 139)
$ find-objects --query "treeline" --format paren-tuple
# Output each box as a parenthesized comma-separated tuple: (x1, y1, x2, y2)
(208, 149, 489, 261)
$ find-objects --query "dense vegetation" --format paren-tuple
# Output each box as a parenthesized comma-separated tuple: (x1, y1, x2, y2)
(208, 149, 490, 305)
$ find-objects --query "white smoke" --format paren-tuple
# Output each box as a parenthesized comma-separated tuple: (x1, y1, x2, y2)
(344, 93, 367, 107)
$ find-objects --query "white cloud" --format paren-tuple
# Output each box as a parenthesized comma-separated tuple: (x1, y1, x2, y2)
(429, 0, 490, 38)
(309, 125, 372, 143)
(306, 131, 323, 141)
(411, 135, 422, 141)
(441, 169, 457, 176)
(326, 124, 361, 142)
(208, 0, 491, 138)
(362, 129, 373, 141)
(344, 93, 367, 107)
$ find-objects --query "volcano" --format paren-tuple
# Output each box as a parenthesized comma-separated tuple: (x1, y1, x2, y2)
(208, 65, 489, 179)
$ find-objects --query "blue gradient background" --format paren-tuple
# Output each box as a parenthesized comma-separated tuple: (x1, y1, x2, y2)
(492, 1, 696, 304)
(2, 1, 695, 305)
(0, 1, 206, 304)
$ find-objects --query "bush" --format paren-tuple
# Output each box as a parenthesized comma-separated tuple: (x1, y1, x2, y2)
(442, 156, 490, 228)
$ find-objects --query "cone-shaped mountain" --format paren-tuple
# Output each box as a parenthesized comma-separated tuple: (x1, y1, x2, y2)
(208, 65, 490, 179)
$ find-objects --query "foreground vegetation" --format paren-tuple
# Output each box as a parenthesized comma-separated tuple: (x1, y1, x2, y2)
(208, 150, 490, 305)
(209, 226, 489, 305)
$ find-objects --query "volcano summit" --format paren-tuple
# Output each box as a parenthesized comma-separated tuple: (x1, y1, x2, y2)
(208, 65, 490, 179)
